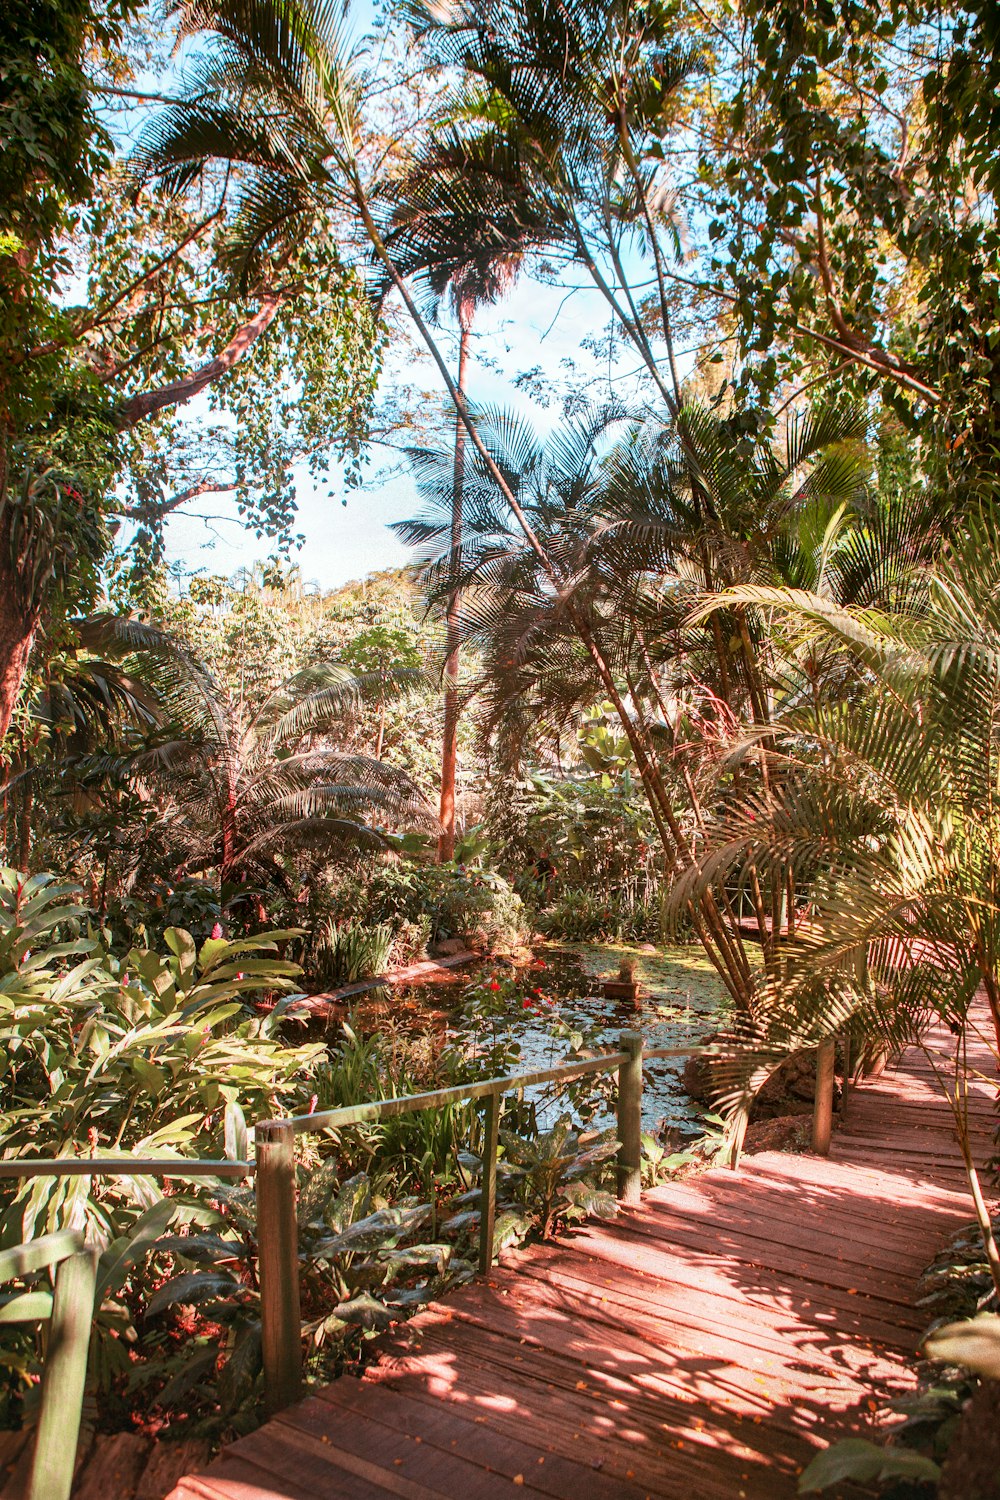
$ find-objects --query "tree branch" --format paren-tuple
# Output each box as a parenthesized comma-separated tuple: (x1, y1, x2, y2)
(25, 213, 222, 363)
(119, 479, 238, 522)
(114, 292, 285, 428)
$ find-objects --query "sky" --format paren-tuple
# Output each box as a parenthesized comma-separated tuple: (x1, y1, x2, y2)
(143, 0, 670, 596)
(160, 265, 651, 593)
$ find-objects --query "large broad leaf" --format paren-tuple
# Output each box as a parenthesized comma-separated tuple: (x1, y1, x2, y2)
(0, 1290, 54, 1324)
(316, 1203, 431, 1259)
(218, 1321, 262, 1413)
(164, 927, 198, 982)
(98, 1198, 178, 1299)
(924, 1314, 1000, 1377)
(332, 1293, 396, 1330)
(224, 1100, 249, 1164)
(144, 1269, 242, 1319)
(378, 1243, 454, 1276)
(155, 1232, 240, 1265)
(798, 1439, 940, 1492)
(560, 1182, 618, 1220)
(154, 1345, 220, 1407)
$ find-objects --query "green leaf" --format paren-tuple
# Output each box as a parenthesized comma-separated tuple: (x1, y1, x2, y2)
(145, 1270, 241, 1319)
(98, 1198, 177, 1298)
(924, 1314, 1000, 1377)
(224, 1100, 248, 1164)
(218, 1321, 262, 1413)
(798, 1439, 940, 1492)
(332, 1293, 395, 1330)
(164, 927, 198, 978)
(0, 1290, 54, 1324)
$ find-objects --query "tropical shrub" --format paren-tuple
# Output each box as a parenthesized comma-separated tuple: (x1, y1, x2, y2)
(135, 1168, 473, 1430)
(312, 918, 395, 988)
(0, 869, 324, 1243)
(486, 768, 662, 928)
(495, 1116, 619, 1240)
(674, 517, 1000, 1286)
(331, 860, 525, 954)
(537, 889, 660, 944)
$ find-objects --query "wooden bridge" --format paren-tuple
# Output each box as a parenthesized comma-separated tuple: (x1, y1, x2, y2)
(165, 1020, 995, 1500)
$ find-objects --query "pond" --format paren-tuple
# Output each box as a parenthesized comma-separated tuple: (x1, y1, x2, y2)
(339, 940, 729, 1136)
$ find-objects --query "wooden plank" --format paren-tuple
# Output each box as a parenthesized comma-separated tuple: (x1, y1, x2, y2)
(167, 1452, 328, 1499)
(278, 1391, 601, 1498)
(363, 1340, 797, 1496)
(316, 1375, 652, 1500)
(135, 1441, 213, 1500)
(461, 1257, 911, 1393)
(218, 1422, 441, 1498)
(169, 1004, 991, 1500)
(73, 1434, 151, 1500)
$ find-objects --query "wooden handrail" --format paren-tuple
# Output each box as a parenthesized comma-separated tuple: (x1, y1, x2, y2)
(280, 1049, 632, 1133)
(0, 1037, 723, 1416)
(255, 1033, 661, 1409)
(0, 1158, 252, 1178)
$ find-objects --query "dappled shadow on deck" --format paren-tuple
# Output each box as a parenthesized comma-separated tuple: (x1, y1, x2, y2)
(169, 1024, 997, 1500)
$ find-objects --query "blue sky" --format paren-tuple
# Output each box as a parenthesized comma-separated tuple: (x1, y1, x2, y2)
(162, 269, 649, 590)
(149, 0, 670, 593)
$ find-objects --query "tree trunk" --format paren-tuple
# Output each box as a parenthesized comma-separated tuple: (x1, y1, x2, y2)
(438, 317, 472, 863)
(0, 561, 38, 745)
(17, 778, 32, 873)
(375, 699, 386, 761)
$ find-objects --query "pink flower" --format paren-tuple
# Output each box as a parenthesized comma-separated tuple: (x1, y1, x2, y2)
(308, 1094, 318, 1115)
(211, 922, 224, 940)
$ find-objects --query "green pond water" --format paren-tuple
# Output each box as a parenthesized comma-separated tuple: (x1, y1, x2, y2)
(387, 940, 729, 1135)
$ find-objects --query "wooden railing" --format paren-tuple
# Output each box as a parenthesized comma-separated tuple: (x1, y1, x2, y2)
(0, 1030, 846, 1448)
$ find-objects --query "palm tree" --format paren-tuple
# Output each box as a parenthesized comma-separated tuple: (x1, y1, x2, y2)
(378, 142, 529, 857)
(136, 654, 432, 922)
(425, 260, 522, 862)
(136, 1, 534, 865)
(402, 0, 701, 415)
(669, 510, 1000, 1288)
(1, 613, 178, 871)
(397, 397, 881, 1005)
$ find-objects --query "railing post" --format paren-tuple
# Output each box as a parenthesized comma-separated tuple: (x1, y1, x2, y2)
(812, 1038, 836, 1156)
(840, 1032, 851, 1117)
(255, 1120, 302, 1412)
(28, 1249, 97, 1500)
(478, 1091, 500, 1275)
(616, 1030, 643, 1205)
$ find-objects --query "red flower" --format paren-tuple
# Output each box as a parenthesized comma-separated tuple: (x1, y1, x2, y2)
(522, 999, 532, 1009)
(489, 979, 501, 992)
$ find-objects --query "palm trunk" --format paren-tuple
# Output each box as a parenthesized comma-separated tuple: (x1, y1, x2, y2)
(17, 778, 32, 873)
(375, 699, 386, 761)
(438, 316, 472, 863)
(0, 440, 39, 744)
(0, 598, 36, 745)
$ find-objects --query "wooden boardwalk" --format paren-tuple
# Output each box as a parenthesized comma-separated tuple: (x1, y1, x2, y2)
(168, 1022, 996, 1500)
